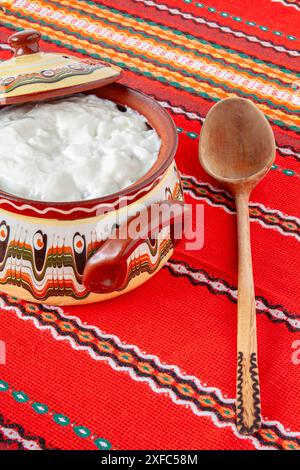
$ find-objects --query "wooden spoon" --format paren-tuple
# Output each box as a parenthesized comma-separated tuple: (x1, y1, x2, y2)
(199, 98, 275, 435)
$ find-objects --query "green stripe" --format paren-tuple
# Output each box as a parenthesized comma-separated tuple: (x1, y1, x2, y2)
(62, 0, 299, 77)
(0, 377, 110, 449)
(3, 18, 300, 133)
(1, 68, 97, 94)
(179, 128, 300, 175)
(185, 0, 297, 41)
(47, 0, 296, 89)
(6, 10, 300, 117)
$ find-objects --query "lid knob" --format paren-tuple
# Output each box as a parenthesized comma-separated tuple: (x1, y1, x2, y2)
(8, 29, 41, 57)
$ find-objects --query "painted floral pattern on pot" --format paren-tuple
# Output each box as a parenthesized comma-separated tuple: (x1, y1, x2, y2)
(0, 163, 182, 304)
(0, 60, 108, 95)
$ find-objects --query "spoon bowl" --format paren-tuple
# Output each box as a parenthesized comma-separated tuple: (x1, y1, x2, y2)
(199, 97, 276, 435)
(200, 98, 275, 191)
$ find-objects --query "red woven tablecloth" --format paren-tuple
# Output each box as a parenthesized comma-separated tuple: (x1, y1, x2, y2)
(0, 0, 299, 451)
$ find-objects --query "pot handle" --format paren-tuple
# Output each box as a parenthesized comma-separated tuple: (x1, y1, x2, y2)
(8, 30, 41, 57)
(0, 30, 41, 58)
(82, 200, 189, 294)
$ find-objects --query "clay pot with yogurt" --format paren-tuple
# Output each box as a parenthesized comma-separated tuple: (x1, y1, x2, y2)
(0, 30, 184, 305)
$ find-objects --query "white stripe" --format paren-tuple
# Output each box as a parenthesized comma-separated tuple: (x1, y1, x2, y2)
(157, 100, 300, 161)
(133, 0, 300, 57)
(42, 307, 233, 403)
(182, 174, 300, 240)
(157, 99, 205, 122)
(184, 185, 300, 240)
(3, 299, 300, 449)
(0, 424, 42, 450)
(271, 0, 300, 10)
(166, 260, 300, 330)
(277, 146, 300, 160)
(184, 174, 300, 222)
(12, 1, 300, 104)
(0, 300, 263, 450)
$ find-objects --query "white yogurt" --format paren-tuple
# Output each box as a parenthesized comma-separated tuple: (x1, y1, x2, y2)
(0, 94, 161, 202)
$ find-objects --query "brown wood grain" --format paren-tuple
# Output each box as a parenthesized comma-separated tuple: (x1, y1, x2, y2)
(199, 97, 275, 435)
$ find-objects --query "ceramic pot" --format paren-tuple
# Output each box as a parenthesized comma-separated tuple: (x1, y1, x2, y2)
(0, 83, 183, 305)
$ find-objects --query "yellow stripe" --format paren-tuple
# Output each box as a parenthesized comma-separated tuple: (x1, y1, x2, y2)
(1, 8, 299, 129)
(58, 0, 298, 85)
(5, 0, 299, 114)
(50, 5, 297, 108)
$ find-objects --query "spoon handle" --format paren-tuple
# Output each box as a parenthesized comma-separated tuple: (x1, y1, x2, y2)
(235, 192, 261, 435)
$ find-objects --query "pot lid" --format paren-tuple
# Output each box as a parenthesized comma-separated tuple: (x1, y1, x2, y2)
(0, 29, 122, 105)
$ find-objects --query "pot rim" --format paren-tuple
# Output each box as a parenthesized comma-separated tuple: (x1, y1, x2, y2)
(0, 83, 178, 208)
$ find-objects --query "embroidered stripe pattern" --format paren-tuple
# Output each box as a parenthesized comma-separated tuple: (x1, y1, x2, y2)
(1, 1, 300, 134)
(56, 0, 300, 84)
(132, 0, 300, 56)
(165, 259, 300, 332)
(276, 145, 300, 161)
(0, 379, 112, 450)
(155, 97, 300, 161)
(1, 0, 299, 453)
(271, 0, 300, 10)
(0, 414, 54, 450)
(0, 293, 300, 450)
(175, 126, 300, 177)
(178, 0, 298, 42)
(182, 175, 300, 240)
(4, 1, 299, 110)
